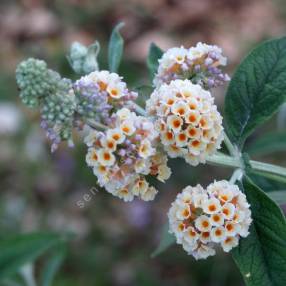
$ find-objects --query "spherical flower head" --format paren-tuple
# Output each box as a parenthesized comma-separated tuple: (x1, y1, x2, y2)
(168, 180, 252, 260)
(147, 79, 223, 166)
(153, 44, 229, 89)
(74, 70, 138, 124)
(84, 108, 171, 202)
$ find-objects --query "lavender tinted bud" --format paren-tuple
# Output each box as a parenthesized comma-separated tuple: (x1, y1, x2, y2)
(181, 63, 188, 71)
(194, 65, 201, 72)
(125, 139, 131, 146)
(134, 134, 142, 141)
(129, 144, 136, 151)
(207, 78, 215, 88)
(204, 58, 213, 66)
(118, 149, 126, 156)
(125, 158, 133, 165)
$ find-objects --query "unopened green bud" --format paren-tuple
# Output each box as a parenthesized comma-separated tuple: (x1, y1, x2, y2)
(67, 41, 100, 75)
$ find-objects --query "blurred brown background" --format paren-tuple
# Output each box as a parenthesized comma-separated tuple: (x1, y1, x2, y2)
(0, 0, 286, 285)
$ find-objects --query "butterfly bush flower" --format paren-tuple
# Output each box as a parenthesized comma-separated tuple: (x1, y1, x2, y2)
(154, 43, 229, 89)
(16, 58, 76, 151)
(168, 180, 252, 260)
(16, 58, 68, 108)
(146, 79, 223, 166)
(40, 87, 76, 152)
(74, 70, 137, 125)
(85, 108, 171, 201)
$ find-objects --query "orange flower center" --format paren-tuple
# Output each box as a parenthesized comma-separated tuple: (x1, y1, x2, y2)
(192, 140, 200, 147)
(167, 99, 174, 105)
(202, 232, 210, 238)
(173, 120, 181, 128)
(189, 103, 196, 110)
(215, 229, 222, 236)
(183, 209, 190, 217)
(223, 208, 230, 216)
(208, 204, 216, 212)
(189, 114, 197, 122)
(200, 118, 207, 127)
(213, 215, 220, 222)
(189, 230, 196, 237)
(179, 223, 184, 231)
(103, 153, 111, 160)
(107, 142, 114, 149)
(110, 89, 118, 96)
(188, 128, 197, 137)
(98, 81, 107, 91)
(178, 108, 185, 115)
(122, 126, 130, 133)
(225, 237, 232, 243)
(202, 221, 209, 228)
(166, 132, 174, 140)
(220, 195, 228, 201)
(112, 134, 120, 141)
(179, 133, 187, 141)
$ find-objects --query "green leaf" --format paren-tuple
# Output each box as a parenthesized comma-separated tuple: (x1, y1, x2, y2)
(249, 172, 286, 192)
(224, 37, 286, 148)
(151, 224, 175, 258)
(146, 43, 163, 80)
(232, 177, 286, 286)
(0, 233, 64, 280)
(246, 131, 286, 156)
(108, 22, 125, 73)
(40, 243, 67, 286)
(268, 190, 286, 205)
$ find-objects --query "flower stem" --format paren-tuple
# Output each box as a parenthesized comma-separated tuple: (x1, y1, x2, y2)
(206, 153, 242, 168)
(206, 152, 286, 183)
(132, 102, 147, 116)
(229, 169, 243, 184)
(223, 131, 239, 157)
(86, 119, 108, 131)
(20, 264, 37, 286)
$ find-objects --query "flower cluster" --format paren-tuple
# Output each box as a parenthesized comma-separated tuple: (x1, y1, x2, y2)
(85, 108, 171, 201)
(146, 79, 223, 166)
(168, 180, 252, 260)
(16, 58, 65, 107)
(74, 71, 138, 124)
(40, 87, 76, 152)
(154, 43, 229, 89)
(16, 58, 77, 150)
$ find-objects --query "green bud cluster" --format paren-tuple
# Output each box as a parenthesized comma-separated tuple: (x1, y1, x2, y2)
(16, 58, 78, 149)
(41, 86, 76, 142)
(67, 41, 100, 75)
(15, 58, 63, 107)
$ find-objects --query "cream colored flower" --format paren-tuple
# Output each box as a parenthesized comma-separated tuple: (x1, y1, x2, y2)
(84, 109, 169, 202)
(86, 148, 99, 167)
(146, 80, 223, 166)
(106, 128, 125, 144)
(97, 149, 116, 166)
(168, 181, 252, 259)
(120, 120, 136, 136)
(138, 139, 155, 159)
(141, 186, 158, 201)
(167, 115, 183, 133)
(221, 236, 239, 252)
(157, 164, 171, 182)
